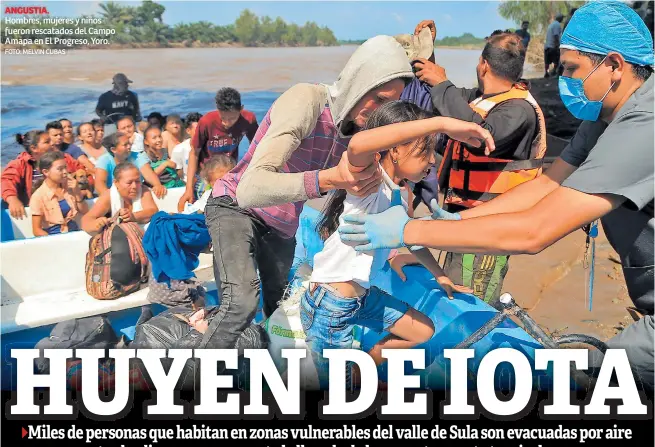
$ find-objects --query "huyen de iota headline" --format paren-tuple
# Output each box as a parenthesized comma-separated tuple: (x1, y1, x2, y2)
(8, 347, 651, 418)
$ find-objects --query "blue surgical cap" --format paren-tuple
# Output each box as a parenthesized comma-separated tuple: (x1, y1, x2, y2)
(561, 1, 654, 67)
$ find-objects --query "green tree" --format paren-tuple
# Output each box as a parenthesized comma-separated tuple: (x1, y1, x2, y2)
(142, 21, 171, 45)
(435, 32, 486, 47)
(172, 23, 192, 42)
(281, 23, 300, 45)
(259, 15, 275, 44)
(300, 21, 319, 46)
(134, 0, 166, 26)
(317, 26, 337, 46)
(272, 17, 287, 43)
(6, 3, 336, 49)
(498, 0, 585, 34)
(234, 9, 261, 46)
(98, 1, 133, 25)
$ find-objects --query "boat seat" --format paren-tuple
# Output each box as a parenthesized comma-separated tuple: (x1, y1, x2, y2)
(1, 229, 214, 335)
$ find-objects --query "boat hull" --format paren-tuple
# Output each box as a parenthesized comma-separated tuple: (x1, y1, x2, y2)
(1, 197, 555, 391)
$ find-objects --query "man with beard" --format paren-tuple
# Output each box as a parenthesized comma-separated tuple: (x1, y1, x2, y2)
(408, 32, 547, 308)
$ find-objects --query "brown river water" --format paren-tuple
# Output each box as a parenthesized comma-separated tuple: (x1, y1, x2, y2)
(2, 45, 491, 90)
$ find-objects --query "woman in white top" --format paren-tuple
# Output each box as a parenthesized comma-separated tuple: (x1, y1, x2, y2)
(77, 122, 107, 167)
(81, 161, 158, 235)
(162, 114, 186, 159)
(303, 101, 481, 389)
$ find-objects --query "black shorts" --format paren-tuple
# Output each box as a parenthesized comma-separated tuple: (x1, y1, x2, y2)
(544, 47, 560, 69)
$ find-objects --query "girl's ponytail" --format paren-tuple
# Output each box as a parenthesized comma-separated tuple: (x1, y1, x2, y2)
(15, 130, 46, 154)
(316, 189, 347, 240)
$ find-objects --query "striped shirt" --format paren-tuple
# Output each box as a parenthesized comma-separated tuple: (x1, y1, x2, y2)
(215, 104, 348, 238)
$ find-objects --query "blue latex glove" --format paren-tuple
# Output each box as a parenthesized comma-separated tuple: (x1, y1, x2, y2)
(408, 199, 461, 252)
(427, 198, 461, 221)
(339, 205, 411, 252)
(339, 187, 409, 251)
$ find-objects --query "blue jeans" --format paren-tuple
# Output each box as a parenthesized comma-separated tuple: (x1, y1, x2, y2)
(300, 283, 410, 389)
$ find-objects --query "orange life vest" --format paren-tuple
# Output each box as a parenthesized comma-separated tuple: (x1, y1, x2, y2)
(437, 83, 547, 209)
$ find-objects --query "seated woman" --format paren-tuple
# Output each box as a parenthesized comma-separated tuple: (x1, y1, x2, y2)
(77, 122, 106, 167)
(29, 151, 89, 236)
(2, 130, 84, 219)
(162, 114, 185, 159)
(143, 126, 185, 189)
(81, 162, 158, 235)
(94, 131, 165, 198)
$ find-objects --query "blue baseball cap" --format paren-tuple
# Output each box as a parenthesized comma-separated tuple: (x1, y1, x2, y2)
(561, 1, 654, 67)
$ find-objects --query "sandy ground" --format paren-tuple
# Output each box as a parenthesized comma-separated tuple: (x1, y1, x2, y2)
(409, 201, 632, 343)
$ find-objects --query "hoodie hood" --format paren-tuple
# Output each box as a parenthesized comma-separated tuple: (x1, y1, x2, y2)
(325, 35, 414, 137)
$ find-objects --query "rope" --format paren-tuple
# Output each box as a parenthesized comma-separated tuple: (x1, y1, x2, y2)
(584, 221, 599, 312)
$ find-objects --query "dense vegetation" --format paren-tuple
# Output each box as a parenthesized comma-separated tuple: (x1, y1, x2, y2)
(434, 33, 486, 48)
(498, 0, 585, 34)
(338, 32, 486, 48)
(3, 1, 338, 48)
(100, 2, 338, 47)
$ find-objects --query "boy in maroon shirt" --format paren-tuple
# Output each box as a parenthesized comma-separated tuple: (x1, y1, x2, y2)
(185, 88, 258, 200)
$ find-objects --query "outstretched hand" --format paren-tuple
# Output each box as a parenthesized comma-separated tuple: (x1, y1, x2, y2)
(414, 19, 437, 42)
(339, 205, 411, 252)
(389, 253, 420, 282)
(412, 58, 447, 87)
(333, 151, 382, 197)
(437, 276, 473, 300)
(428, 198, 461, 221)
(438, 117, 496, 155)
(178, 189, 196, 211)
(152, 185, 167, 199)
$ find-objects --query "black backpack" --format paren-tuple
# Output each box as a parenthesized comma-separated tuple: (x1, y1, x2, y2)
(34, 316, 119, 373)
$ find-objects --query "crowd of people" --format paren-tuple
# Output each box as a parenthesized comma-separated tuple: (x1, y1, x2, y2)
(1, 86, 258, 238)
(1, 2, 653, 392)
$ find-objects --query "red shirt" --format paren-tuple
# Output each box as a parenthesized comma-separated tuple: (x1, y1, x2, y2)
(1, 151, 84, 206)
(192, 110, 258, 165)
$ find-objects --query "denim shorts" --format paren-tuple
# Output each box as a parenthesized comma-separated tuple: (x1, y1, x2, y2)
(300, 283, 410, 388)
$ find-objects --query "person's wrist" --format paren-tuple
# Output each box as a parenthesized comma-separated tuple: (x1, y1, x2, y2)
(318, 167, 336, 193)
(347, 158, 368, 173)
(304, 170, 322, 199)
(402, 219, 420, 246)
(431, 116, 448, 133)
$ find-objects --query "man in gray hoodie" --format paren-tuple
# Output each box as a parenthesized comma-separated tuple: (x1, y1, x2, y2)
(191, 36, 415, 351)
